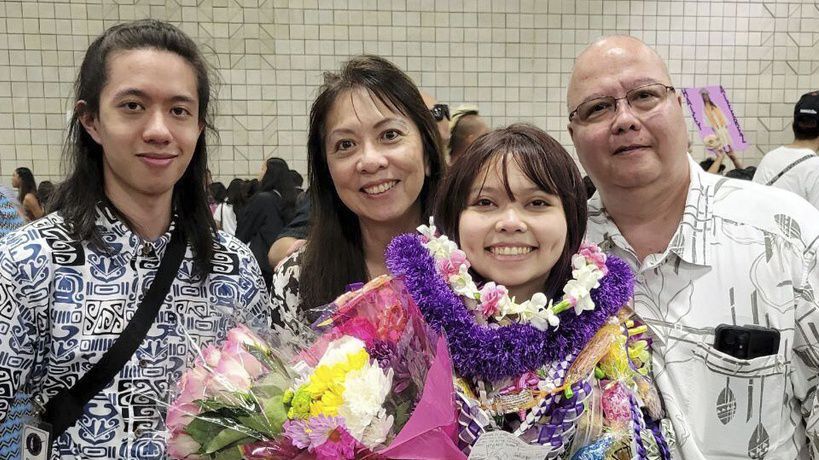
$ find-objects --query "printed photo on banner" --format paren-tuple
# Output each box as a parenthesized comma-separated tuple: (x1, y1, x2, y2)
(682, 85, 749, 156)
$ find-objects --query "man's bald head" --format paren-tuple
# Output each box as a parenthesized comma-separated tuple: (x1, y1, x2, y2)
(567, 36, 672, 110)
(565, 35, 690, 195)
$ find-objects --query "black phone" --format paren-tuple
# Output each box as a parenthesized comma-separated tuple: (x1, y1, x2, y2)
(714, 324, 780, 359)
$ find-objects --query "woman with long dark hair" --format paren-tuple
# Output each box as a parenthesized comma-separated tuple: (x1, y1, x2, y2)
(213, 177, 245, 235)
(236, 157, 299, 287)
(12, 167, 43, 221)
(270, 55, 446, 333)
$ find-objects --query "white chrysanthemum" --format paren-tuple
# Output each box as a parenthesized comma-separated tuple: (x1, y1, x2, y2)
(317, 336, 366, 368)
(338, 364, 394, 440)
(360, 413, 394, 448)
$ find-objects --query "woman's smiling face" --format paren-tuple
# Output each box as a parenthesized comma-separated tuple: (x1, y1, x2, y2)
(458, 156, 568, 300)
(323, 87, 428, 228)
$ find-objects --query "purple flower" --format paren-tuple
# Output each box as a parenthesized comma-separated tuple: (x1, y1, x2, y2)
(368, 339, 396, 369)
(283, 415, 344, 451)
(314, 426, 360, 460)
(385, 234, 634, 382)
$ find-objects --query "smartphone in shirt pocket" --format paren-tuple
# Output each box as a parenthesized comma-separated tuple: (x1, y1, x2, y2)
(713, 324, 780, 359)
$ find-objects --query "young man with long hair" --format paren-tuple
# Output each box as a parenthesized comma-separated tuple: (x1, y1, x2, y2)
(0, 20, 269, 458)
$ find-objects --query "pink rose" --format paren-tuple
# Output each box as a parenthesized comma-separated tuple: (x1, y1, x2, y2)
(166, 401, 201, 433)
(176, 366, 210, 405)
(208, 352, 253, 394)
(221, 339, 267, 380)
(479, 282, 507, 318)
(437, 249, 469, 279)
(198, 344, 221, 368)
(167, 431, 202, 459)
(226, 324, 267, 351)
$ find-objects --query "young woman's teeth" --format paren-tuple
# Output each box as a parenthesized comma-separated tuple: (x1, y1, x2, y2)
(491, 246, 533, 256)
(364, 181, 397, 195)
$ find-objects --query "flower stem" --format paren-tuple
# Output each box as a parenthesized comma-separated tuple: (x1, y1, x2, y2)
(551, 299, 572, 315)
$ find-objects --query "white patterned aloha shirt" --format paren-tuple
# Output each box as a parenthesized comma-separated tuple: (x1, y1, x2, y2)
(586, 156, 819, 459)
(0, 206, 270, 459)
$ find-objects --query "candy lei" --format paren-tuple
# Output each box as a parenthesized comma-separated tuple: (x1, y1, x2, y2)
(385, 220, 635, 382)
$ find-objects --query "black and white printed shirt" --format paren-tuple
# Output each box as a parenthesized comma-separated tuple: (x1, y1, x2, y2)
(587, 156, 819, 460)
(0, 206, 270, 459)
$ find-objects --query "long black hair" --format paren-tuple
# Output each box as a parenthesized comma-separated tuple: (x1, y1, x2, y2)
(225, 178, 247, 211)
(259, 157, 298, 224)
(14, 167, 38, 205)
(49, 19, 217, 274)
(299, 55, 446, 314)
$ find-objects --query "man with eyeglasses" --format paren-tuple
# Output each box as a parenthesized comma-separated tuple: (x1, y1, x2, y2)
(568, 36, 819, 459)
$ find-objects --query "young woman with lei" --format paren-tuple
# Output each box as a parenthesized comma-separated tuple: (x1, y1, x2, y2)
(385, 124, 675, 459)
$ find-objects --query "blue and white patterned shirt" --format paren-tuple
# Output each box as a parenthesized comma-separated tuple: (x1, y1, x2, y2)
(0, 206, 270, 459)
(587, 156, 819, 460)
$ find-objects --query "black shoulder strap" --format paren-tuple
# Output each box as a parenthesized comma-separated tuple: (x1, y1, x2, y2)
(42, 225, 187, 437)
(766, 153, 816, 186)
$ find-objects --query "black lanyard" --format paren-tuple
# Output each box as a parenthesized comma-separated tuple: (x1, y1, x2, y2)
(41, 226, 186, 437)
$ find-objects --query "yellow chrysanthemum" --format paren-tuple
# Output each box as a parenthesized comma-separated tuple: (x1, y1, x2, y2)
(310, 389, 345, 416)
(298, 348, 371, 417)
(345, 349, 369, 371)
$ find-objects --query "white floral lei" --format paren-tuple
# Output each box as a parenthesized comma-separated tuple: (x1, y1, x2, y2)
(417, 218, 609, 331)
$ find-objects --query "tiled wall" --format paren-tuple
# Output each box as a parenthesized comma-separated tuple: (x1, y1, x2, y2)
(1, 0, 817, 184)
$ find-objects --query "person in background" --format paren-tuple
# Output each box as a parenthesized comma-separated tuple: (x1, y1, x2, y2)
(242, 177, 259, 199)
(0, 19, 269, 458)
(267, 193, 310, 270)
(12, 167, 43, 221)
(37, 180, 55, 213)
(567, 35, 819, 459)
(448, 105, 490, 163)
(213, 177, 244, 235)
(421, 90, 451, 151)
(724, 165, 757, 181)
(700, 150, 743, 175)
(698, 157, 725, 174)
(208, 181, 226, 204)
(753, 90, 819, 209)
(270, 55, 445, 333)
(236, 157, 298, 287)
(290, 169, 304, 195)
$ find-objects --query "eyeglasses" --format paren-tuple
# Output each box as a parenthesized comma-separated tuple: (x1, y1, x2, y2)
(430, 103, 450, 122)
(569, 83, 675, 123)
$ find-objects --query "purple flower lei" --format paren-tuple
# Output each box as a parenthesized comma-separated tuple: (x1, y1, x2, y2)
(385, 234, 634, 382)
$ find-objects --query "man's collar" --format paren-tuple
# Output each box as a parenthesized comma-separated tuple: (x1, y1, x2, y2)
(588, 154, 714, 267)
(666, 155, 714, 267)
(95, 203, 176, 259)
